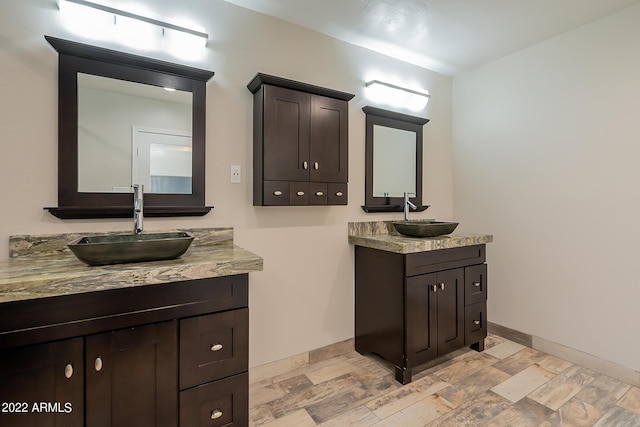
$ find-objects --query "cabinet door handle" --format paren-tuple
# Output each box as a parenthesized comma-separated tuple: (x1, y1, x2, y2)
(296, 191, 305, 196)
(473, 282, 481, 287)
(273, 190, 283, 196)
(303, 161, 308, 170)
(335, 191, 343, 197)
(94, 357, 103, 372)
(211, 409, 223, 420)
(313, 161, 319, 170)
(64, 363, 74, 379)
(430, 284, 438, 292)
(315, 191, 324, 196)
(210, 343, 223, 352)
(474, 320, 481, 325)
(439, 283, 445, 291)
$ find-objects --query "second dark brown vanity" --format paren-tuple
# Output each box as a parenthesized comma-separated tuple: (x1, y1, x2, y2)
(350, 221, 492, 384)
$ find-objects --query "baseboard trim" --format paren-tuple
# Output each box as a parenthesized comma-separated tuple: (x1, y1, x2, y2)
(489, 322, 640, 387)
(249, 339, 354, 385)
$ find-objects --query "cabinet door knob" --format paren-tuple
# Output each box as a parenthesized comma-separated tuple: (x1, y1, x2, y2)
(64, 363, 74, 379)
(473, 282, 481, 287)
(474, 320, 481, 325)
(303, 161, 308, 170)
(296, 191, 305, 196)
(439, 283, 445, 291)
(273, 190, 283, 196)
(210, 409, 223, 420)
(430, 284, 438, 292)
(335, 191, 343, 197)
(210, 343, 223, 352)
(315, 191, 324, 196)
(313, 162, 319, 170)
(94, 357, 103, 372)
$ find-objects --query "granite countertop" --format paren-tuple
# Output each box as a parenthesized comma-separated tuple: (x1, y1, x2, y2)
(348, 221, 493, 254)
(0, 227, 263, 304)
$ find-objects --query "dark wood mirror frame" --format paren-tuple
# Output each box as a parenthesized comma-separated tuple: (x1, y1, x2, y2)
(44, 36, 215, 219)
(361, 106, 430, 213)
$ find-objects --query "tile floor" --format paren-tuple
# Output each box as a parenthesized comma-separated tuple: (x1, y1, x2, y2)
(249, 334, 640, 426)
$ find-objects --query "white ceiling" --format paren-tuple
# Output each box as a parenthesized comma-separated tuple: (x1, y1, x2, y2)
(224, 0, 640, 75)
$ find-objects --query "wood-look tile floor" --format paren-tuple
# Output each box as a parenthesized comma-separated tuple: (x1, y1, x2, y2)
(249, 334, 640, 426)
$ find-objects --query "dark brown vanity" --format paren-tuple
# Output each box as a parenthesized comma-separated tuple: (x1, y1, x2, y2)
(0, 228, 262, 427)
(349, 221, 492, 384)
(247, 73, 354, 206)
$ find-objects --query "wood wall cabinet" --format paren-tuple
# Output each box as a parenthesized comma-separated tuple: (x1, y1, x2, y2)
(354, 245, 488, 384)
(0, 275, 249, 427)
(248, 73, 354, 206)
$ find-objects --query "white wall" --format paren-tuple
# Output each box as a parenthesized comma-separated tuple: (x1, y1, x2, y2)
(0, 0, 453, 367)
(453, 4, 640, 371)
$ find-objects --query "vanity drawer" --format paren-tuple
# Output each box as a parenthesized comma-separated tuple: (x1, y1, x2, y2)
(465, 302, 487, 345)
(179, 372, 248, 427)
(328, 183, 348, 205)
(405, 245, 485, 277)
(263, 181, 290, 205)
(180, 309, 248, 390)
(465, 264, 487, 306)
(309, 182, 328, 205)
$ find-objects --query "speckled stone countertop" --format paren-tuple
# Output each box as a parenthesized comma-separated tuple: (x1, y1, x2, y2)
(0, 228, 263, 304)
(348, 221, 493, 254)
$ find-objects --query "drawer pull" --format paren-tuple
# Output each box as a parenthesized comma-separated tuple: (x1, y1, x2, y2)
(315, 191, 324, 196)
(335, 191, 344, 197)
(211, 409, 223, 420)
(296, 191, 305, 196)
(473, 282, 481, 287)
(273, 190, 283, 196)
(474, 320, 480, 325)
(64, 363, 73, 379)
(439, 283, 445, 291)
(94, 357, 103, 372)
(210, 343, 223, 352)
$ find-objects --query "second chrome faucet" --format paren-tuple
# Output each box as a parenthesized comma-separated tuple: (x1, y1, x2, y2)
(404, 191, 417, 222)
(133, 184, 144, 234)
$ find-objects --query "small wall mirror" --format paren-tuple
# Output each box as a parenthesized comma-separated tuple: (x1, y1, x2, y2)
(45, 36, 214, 219)
(362, 106, 429, 212)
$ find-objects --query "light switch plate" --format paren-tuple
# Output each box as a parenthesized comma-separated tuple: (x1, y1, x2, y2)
(230, 165, 241, 183)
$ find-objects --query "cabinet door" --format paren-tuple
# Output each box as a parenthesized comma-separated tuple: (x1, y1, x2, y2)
(263, 85, 310, 182)
(310, 95, 348, 183)
(435, 269, 465, 355)
(406, 273, 438, 367)
(0, 338, 83, 427)
(85, 321, 178, 427)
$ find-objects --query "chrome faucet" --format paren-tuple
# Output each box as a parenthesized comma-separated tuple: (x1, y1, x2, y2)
(404, 191, 417, 222)
(133, 184, 144, 234)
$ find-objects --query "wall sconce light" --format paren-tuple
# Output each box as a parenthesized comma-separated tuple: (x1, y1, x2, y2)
(365, 80, 430, 111)
(58, 0, 208, 59)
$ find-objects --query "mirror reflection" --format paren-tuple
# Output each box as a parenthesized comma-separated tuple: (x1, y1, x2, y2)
(362, 106, 429, 212)
(373, 125, 416, 197)
(77, 74, 192, 194)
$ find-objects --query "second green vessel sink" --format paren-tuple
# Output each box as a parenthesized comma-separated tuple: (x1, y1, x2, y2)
(68, 232, 194, 266)
(392, 221, 459, 238)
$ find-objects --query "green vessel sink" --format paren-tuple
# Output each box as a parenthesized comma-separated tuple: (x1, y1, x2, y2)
(68, 232, 194, 266)
(392, 221, 459, 238)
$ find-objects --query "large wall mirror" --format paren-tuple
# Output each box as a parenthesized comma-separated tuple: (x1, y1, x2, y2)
(45, 36, 214, 219)
(362, 106, 430, 212)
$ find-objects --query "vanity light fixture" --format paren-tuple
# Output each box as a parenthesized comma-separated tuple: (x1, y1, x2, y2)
(365, 80, 430, 111)
(57, 0, 208, 57)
